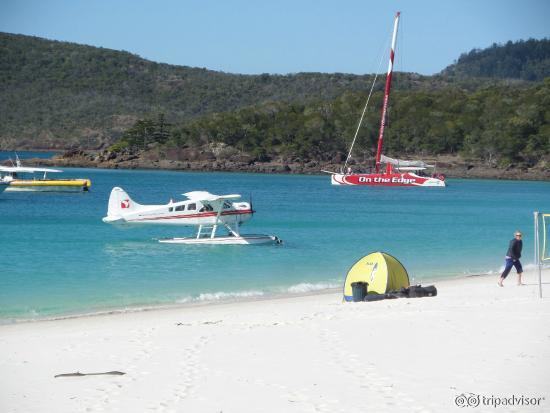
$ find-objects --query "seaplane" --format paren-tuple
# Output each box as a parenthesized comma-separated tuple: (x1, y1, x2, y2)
(102, 187, 282, 245)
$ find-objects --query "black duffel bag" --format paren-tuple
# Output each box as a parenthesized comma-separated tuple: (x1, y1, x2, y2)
(364, 293, 387, 302)
(407, 285, 437, 298)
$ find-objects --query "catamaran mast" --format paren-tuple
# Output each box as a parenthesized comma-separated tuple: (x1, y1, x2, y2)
(375, 11, 400, 173)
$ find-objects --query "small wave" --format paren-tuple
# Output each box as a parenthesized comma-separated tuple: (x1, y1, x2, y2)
(196, 290, 265, 302)
(522, 262, 549, 271)
(461, 269, 495, 277)
(178, 283, 341, 305)
(176, 296, 193, 304)
(286, 282, 340, 294)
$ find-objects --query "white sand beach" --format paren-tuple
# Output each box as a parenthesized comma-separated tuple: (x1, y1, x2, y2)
(1, 269, 549, 413)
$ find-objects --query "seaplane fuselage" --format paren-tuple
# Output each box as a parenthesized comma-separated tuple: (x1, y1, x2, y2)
(102, 187, 253, 226)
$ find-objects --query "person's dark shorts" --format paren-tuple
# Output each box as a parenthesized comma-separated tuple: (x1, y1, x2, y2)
(502, 257, 523, 277)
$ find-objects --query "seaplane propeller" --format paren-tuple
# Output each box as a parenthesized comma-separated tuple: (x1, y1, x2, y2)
(249, 194, 255, 215)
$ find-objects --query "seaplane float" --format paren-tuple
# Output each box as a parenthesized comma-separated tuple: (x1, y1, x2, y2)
(102, 187, 282, 245)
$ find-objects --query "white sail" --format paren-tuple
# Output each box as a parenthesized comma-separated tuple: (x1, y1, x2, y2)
(380, 154, 434, 169)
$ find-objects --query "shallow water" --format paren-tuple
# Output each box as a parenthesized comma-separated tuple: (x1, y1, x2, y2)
(1, 165, 548, 321)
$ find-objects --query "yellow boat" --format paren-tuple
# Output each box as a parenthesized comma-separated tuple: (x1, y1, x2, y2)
(0, 166, 91, 192)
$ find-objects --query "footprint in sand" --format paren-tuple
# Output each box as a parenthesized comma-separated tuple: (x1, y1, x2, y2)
(316, 327, 433, 412)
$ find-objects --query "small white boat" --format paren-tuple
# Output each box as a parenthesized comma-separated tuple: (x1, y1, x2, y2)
(0, 156, 91, 192)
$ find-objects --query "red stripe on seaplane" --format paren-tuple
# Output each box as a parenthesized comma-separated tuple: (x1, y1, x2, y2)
(129, 209, 253, 222)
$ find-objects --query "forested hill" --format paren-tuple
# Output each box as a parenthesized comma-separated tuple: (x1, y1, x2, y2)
(441, 38, 550, 81)
(0, 32, 436, 149)
(2, 31, 531, 150)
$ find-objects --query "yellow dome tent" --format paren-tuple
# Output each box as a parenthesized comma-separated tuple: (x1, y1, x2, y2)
(343, 252, 410, 301)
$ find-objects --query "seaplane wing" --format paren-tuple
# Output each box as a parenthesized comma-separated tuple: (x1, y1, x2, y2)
(183, 191, 241, 202)
(102, 187, 253, 226)
(182, 191, 244, 213)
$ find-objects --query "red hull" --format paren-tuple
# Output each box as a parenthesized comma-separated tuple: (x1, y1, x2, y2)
(331, 172, 445, 187)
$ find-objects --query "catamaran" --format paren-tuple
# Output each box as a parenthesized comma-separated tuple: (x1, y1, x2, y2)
(0, 155, 91, 192)
(325, 12, 445, 187)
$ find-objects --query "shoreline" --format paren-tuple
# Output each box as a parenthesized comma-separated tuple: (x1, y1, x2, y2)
(7, 150, 550, 181)
(0, 288, 342, 326)
(1, 268, 541, 326)
(1, 267, 548, 412)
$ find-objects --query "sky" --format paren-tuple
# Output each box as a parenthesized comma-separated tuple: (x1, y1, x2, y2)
(1, 0, 549, 76)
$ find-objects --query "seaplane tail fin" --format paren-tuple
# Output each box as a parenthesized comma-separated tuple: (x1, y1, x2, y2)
(104, 187, 142, 222)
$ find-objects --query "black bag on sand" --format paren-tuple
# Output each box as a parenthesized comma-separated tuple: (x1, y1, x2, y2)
(408, 285, 437, 298)
(423, 285, 437, 297)
(386, 287, 408, 298)
(364, 293, 386, 302)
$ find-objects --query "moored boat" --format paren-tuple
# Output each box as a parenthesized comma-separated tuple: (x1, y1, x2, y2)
(330, 156, 445, 187)
(0, 164, 91, 192)
(326, 12, 445, 188)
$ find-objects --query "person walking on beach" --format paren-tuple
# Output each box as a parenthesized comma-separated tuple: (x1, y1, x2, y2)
(498, 231, 523, 287)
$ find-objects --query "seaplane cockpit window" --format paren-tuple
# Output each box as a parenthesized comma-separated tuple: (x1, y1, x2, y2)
(223, 201, 231, 209)
(188, 203, 196, 211)
(175, 205, 185, 212)
(169, 207, 174, 212)
(200, 204, 214, 212)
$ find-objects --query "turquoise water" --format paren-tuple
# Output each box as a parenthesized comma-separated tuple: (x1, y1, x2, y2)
(0, 150, 59, 161)
(1, 166, 549, 321)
